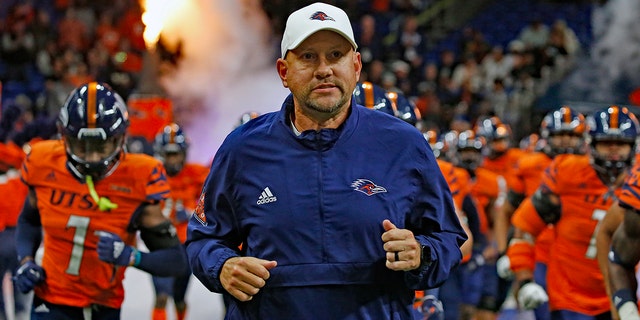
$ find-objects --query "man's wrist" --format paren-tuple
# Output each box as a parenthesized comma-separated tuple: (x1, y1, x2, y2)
(613, 288, 638, 311)
(19, 256, 34, 265)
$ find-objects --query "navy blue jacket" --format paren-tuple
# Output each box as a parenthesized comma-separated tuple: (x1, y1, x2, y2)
(186, 95, 466, 319)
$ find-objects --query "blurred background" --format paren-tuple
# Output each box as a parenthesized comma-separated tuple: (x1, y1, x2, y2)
(1, 0, 637, 164)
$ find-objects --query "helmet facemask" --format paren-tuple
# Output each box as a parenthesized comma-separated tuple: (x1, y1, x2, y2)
(159, 148, 186, 177)
(64, 133, 126, 181)
(590, 139, 634, 186)
(544, 131, 586, 158)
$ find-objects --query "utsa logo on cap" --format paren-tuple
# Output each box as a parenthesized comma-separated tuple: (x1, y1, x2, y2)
(310, 11, 335, 21)
(280, 2, 357, 58)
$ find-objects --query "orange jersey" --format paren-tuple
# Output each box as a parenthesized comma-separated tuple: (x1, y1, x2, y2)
(468, 167, 507, 235)
(0, 169, 29, 230)
(511, 152, 552, 196)
(619, 161, 640, 210)
(21, 140, 170, 308)
(511, 154, 615, 315)
(163, 163, 208, 242)
(512, 151, 554, 264)
(437, 159, 470, 209)
(481, 148, 524, 190)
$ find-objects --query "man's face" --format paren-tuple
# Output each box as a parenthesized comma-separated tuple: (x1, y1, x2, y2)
(594, 140, 632, 162)
(65, 135, 121, 163)
(548, 132, 583, 151)
(277, 30, 361, 116)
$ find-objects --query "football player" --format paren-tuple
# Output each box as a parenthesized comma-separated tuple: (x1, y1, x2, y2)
(508, 105, 638, 318)
(150, 123, 209, 320)
(496, 106, 586, 320)
(440, 129, 507, 320)
(0, 141, 30, 320)
(14, 82, 188, 319)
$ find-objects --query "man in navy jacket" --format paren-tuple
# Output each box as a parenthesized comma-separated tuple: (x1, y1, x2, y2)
(186, 2, 467, 319)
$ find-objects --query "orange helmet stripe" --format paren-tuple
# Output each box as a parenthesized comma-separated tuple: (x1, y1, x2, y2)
(169, 124, 177, 143)
(386, 91, 399, 114)
(561, 106, 571, 124)
(610, 106, 619, 129)
(86, 82, 98, 128)
(363, 82, 374, 109)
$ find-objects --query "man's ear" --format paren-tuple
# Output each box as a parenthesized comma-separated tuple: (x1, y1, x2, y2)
(276, 58, 289, 88)
(353, 51, 362, 82)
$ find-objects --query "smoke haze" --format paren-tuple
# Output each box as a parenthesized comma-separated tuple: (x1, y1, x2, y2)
(559, 0, 640, 105)
(156, 0, 289, 164)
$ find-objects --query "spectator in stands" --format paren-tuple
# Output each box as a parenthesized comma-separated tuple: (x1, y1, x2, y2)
(355, 14, 385, 76)
(481, 45, 515, 93)
(1, 9, 36, 82)
(57, 7, 89, 51)
(451, 53, 482, 93)
(394, 14, 425, 77)
(517, 17, 549, 50)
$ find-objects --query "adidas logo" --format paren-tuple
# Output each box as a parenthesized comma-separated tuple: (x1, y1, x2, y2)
(45, 171, 56, 182)
(257, 187, 277, 205)
(34, 303, 50, 313)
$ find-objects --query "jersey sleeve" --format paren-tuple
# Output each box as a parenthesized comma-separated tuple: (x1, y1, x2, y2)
(142, 159, 171, 203)
(619, 162, 640, 211)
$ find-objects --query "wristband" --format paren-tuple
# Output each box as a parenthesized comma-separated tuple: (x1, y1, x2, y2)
(613, 288, 637, 310)
(128, 248, 141, 267)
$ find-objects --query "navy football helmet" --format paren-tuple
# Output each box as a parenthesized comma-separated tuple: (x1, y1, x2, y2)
(586, 105, 639, 184)
(386, 90, 420, 126)
(57, 82, 129, 181)
(475, 116, 511, 159)
(540, 106, 587, 157)
(455, 129, 485, 173)
(353, 82, 395, 117)
(154, 123, 189, 176)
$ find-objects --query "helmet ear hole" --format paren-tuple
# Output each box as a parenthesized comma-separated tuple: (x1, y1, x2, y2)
(59, 82, 129, 181)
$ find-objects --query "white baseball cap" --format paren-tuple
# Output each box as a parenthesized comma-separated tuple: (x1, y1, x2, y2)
(281, 2, 358, 58)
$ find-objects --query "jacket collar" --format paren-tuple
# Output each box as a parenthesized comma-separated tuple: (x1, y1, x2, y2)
(277, 94, 359, 151)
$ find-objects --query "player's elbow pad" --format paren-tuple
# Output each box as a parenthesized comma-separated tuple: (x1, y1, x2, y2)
(140, 220, 181, 251)
(531, 188, 561, 224)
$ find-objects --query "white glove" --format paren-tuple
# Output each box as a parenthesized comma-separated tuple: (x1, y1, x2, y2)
(518, 281, 549, 310)
(619, 301, 640, 320)
(496, 255, 514, 279)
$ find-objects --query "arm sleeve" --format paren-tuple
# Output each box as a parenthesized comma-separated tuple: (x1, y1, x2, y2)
(185, 148, 242, 293)
(16, 195, 42, 262)
(136, 220, 189, 277)
(463, 193, 486, 249)
(404, 146, 467, 289)
(136, 245, 189, 277)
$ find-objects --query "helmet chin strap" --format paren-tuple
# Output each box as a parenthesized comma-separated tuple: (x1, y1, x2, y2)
(85, 175, 118, 211)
